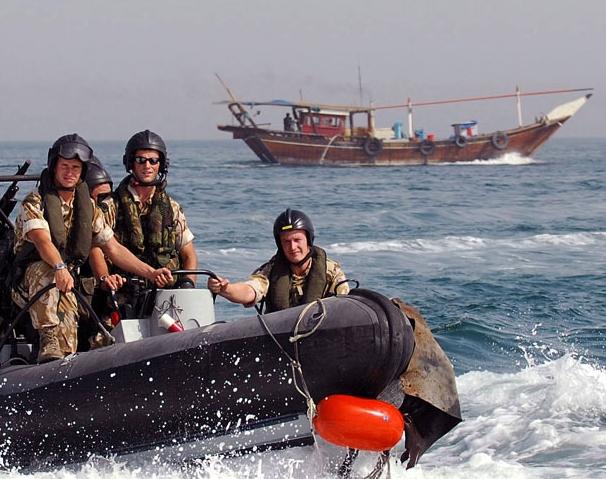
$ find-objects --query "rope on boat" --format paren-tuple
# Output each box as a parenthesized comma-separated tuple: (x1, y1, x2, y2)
(257, 300, 394, 479)
(256, 298, 328, 423)
(154, 294, 184, 327)
(319, 136, 339, 163)
(289, 299, 327, 343)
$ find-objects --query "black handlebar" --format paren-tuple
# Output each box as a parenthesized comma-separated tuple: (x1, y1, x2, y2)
(171, 269, 220, 280)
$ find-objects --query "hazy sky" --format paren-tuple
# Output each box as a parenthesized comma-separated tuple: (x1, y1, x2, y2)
(0, 0, 603, 141)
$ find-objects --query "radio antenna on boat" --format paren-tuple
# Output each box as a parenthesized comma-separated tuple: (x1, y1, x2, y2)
(357, 63, 363, 106)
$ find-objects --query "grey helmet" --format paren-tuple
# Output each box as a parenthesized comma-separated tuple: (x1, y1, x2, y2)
(122, 129, 169, 175)
(85, 156, 113, 190)
(47, 133, 93, 177)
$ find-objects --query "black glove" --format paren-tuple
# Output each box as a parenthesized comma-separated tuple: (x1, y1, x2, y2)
(175, 277, 196, 289)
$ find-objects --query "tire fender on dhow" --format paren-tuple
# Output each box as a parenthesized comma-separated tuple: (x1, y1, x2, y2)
(390, 298, 462, 469)
(313, 394, 404, 451)
(491, 131, 509, 150)
(363, 137, 383, 156)
(419, 139, 435, 156)
(454, 135, 467, 148)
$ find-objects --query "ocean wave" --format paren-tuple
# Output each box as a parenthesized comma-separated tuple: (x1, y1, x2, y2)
(212, 247, 262, 257)
(329, 231, 606, 255)
(415, 355, 606, 477)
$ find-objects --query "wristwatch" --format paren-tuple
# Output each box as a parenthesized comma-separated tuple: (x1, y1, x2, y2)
(53, 262, 67, 271)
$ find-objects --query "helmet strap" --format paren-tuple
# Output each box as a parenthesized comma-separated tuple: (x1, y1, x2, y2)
(130, 172, 166, 187)
(291, 248, 313, 268)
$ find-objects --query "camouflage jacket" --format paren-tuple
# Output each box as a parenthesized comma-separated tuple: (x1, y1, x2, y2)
(107, 181, 194, 255)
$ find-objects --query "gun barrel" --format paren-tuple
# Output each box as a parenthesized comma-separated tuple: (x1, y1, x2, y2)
(0, 174, 39, 182)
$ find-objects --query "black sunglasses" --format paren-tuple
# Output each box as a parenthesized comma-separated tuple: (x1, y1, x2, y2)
(134, 156, 161, 165)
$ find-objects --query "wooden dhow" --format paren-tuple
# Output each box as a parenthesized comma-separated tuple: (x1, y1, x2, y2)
(217, 83, 592, 166)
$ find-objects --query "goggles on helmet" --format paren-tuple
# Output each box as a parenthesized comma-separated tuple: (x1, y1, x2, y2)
(49, 142, 93, 162)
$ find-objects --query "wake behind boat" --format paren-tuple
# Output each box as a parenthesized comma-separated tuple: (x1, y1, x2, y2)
(217, 81, 592, 166)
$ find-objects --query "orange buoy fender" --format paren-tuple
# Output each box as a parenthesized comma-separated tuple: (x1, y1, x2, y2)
(312, 394, 404, 451)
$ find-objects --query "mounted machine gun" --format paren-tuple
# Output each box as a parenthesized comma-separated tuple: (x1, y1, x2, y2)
(0, 161, 39, 359)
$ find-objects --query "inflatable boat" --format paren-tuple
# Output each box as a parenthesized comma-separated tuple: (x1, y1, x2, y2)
(1, 288, 412, 469)
(0, 167, 461, 472)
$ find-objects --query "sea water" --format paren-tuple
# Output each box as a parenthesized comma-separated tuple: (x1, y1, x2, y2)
(0, 138, 604, 478)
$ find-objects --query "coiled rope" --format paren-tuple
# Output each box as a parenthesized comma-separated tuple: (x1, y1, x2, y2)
(154, 293, 184, 327)
(256, 298, 328, 422)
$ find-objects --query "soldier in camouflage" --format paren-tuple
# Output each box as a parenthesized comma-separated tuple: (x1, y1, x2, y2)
(78, 156, 125, 349)
(208, 209, 349, 312)
(85, 156, 124, 292)
(11, 134, 173, 363)
(104, 130, 198, 289)
(86, 156, 116, 225)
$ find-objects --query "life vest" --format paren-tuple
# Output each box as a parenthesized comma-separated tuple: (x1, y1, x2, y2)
(113, 176, 180, 270)
(265, 246, 328, 313)
(14, 168, 93, 268)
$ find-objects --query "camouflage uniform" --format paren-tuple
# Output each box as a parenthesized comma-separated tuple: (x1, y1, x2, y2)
(97, 194, 116, 229)
(244, 255, 349, 307)
(106, 182, 194, 253)
(78, 194, 117, 349)
(83, 194, 116, 287)
(11, 189, 113, 357)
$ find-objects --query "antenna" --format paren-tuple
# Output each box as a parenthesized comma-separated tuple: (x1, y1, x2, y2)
(357, 63, 363, 106)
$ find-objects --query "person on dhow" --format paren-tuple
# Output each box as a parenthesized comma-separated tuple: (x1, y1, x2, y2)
(107, 130, 198, 289)
(11, 134, 173, 363)
(283, 113, 295, 132)
(208, 208, 349, 311)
